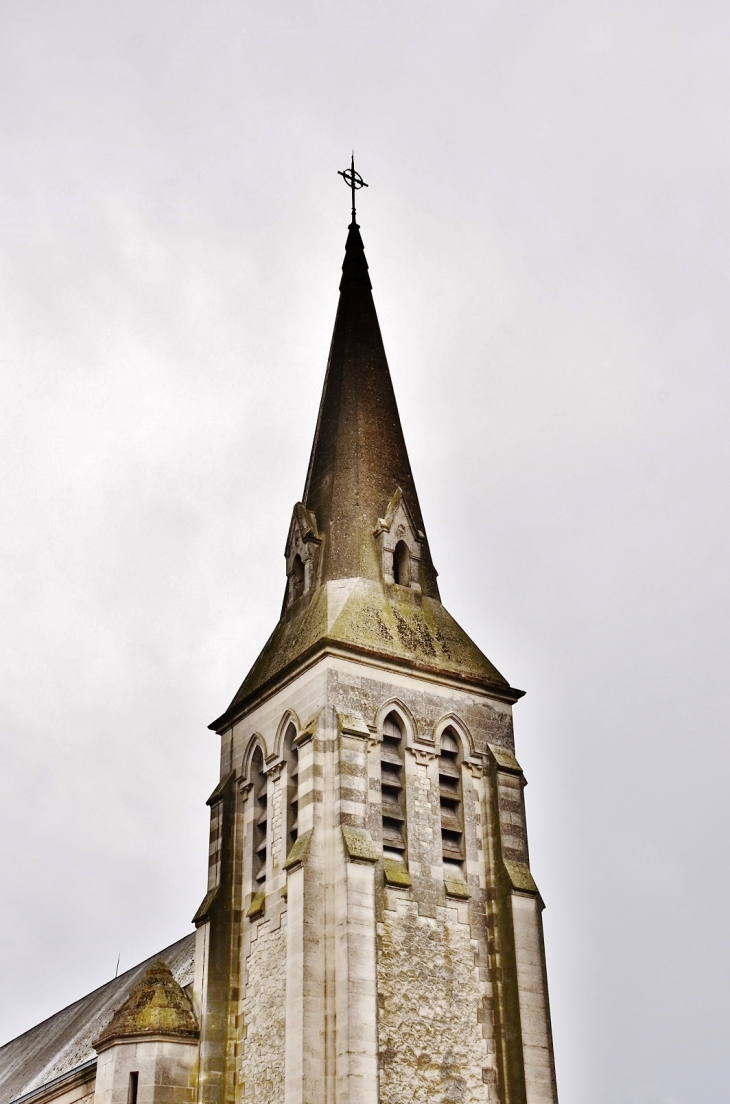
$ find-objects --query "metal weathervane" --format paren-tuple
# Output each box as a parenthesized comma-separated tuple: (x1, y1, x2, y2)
(338, 154, 368, 222)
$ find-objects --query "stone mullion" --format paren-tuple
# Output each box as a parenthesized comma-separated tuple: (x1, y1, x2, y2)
(405, 747, 442, 904)
(265, 761, 285, 893)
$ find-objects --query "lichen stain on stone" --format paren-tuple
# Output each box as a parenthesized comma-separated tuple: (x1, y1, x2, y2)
(93, 960, 198, 1048)
(374, 608, 394, 642)
(231, 575, 509, 711)
(391, 608, 437, 658)
(377, 906, 489, 1104)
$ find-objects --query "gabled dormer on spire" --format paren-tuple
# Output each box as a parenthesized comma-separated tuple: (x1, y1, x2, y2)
(283, 502, 321, 610)
(373, 486, 425, 592)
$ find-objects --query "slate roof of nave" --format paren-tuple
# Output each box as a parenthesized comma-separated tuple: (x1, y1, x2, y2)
(0, 933, 195, 1104)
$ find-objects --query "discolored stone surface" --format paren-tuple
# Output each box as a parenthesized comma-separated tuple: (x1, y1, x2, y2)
(93, 962, 198, 1049)
(239, 920, 286, 1104)
(0, 935, 195, 1104)
(377, 902, 492, 1104)
(221, 579, 514, 722)
(302, 222, 440, 599)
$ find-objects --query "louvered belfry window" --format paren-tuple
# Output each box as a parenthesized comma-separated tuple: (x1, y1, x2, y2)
(438, 728, 464, 865)
(250, 746, 267, 885)
(284, 723, 299, 851)
(381, 713, 406, 857)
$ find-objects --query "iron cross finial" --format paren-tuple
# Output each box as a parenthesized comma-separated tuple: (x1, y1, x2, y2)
(338, 153, 368, 223)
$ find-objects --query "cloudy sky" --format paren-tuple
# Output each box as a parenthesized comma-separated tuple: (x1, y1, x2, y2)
(1, 2, 728, 1102)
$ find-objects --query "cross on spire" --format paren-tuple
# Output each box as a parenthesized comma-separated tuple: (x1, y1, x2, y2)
(338, 153, 368, 223)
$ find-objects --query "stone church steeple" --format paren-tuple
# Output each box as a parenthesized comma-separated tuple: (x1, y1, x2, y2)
(0, 207, 560, 1104)
(194, 216, 559, 1104)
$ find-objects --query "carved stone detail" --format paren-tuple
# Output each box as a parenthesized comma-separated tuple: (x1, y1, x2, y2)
(411, 747, 438, 765)
(373, 487, 424, 593)
(284, 502, 322, 608)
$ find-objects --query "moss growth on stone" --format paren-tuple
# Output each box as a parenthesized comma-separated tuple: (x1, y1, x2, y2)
(218, 578, 511, 724)
(341, 825, 380, 863)
(93, 960, 198, 1049)
(383, 859, 412, 888)
(246, 891, 266, 918)
(191, 886, 219, 927)
(503, 860, 539, 896)
(444, 874, 471, 900)
(487, 744, 523, 774)
(283, 828, 314, 871)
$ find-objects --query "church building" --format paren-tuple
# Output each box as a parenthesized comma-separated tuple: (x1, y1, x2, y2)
(0, 198, 559, 1104)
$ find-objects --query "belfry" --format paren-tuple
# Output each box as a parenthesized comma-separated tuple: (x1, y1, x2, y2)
(0, 182, 559, 1104)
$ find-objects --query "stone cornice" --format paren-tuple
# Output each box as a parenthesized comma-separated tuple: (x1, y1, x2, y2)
(209, 638, 524, 734)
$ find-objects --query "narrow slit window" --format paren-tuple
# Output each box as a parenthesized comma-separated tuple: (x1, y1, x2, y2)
(438, 728, 464, 869)
(284, 723, 299, 852)
(291, 554, 305, 601)
(128, 1072, 139, 1104)
(250, 747, 267, 885)
(392, 541, 410, 586)
(381, 713, 406, 859)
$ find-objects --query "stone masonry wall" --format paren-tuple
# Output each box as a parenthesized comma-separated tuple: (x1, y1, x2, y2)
(377, 900, 490, 1104)
(221, 655, 544, 1104)
(239, 917, 287, 1104)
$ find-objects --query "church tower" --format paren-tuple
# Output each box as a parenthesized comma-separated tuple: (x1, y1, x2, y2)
(191, 209, 559, 1104)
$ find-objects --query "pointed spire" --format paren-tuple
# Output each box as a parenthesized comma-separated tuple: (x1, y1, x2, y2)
(339, 221, 371, 290)
(302, 220, 440, 598)
(210, 210, 517, 726)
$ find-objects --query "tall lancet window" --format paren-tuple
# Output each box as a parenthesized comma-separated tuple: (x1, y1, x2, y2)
(250, 747, 268, 886)
(381, 713, 406, 859)
(284, 722, 299, 852)
(438, 728, 464, 870)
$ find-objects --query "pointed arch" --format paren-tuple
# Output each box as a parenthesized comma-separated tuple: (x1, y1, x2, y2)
(274, 709, 301, 760)
(241, 733, 268, 783)
(392, 540, 410, 586)
(374, 698, 417, 746)
(431, 713, 475, 759)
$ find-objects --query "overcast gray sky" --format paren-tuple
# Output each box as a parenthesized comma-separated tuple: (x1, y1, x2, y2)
(1, 2, 728, 1102)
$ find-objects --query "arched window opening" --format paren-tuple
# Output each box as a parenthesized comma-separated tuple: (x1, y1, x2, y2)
(392, 541, 410, 587)
(284, 723, 299, 852)
(291, 555, 305, 601)
(250, 747, 268, 886)
(381, 713, 406, 859)
(438, 728, 464, 870)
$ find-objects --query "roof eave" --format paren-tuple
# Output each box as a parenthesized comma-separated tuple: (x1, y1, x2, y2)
(208, 636, 525, 734)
